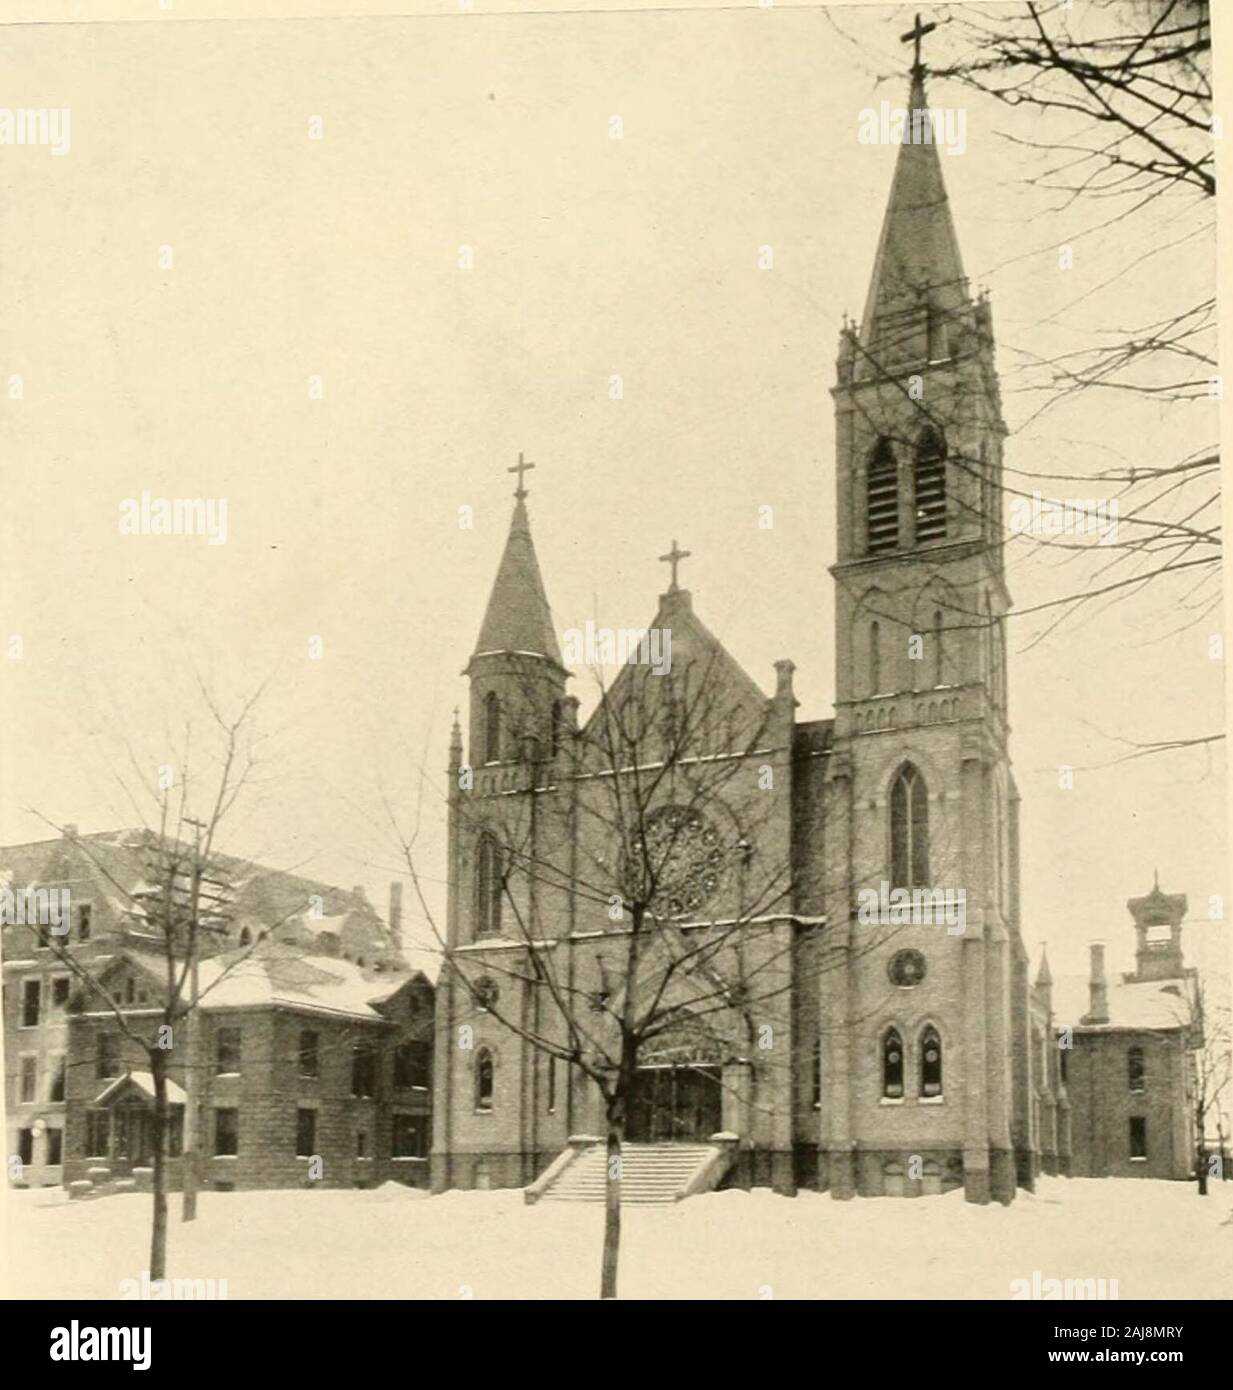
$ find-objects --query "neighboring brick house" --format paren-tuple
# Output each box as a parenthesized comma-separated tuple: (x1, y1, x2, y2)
(433, 61, 1039, 1205)
(2, 827, 421, 1189)
(1036, 879, 1199, 1181)
(61, 946, 434, 1191)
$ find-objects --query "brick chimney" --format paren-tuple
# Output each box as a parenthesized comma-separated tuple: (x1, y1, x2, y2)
(1086, 942, 1109, 1024)
(388, 881, 403, 951)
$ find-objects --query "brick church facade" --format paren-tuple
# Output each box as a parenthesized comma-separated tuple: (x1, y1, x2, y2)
(431, 63, 1043, 1204)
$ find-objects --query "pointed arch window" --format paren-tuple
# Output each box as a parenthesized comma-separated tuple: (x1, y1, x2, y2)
(890, 763, 930, 890)
(869, 621, 881, 695)
(476, 834, 504, 937)
(484, 691, 501, 763)
(1128, 1045, 1146, 1093)
(914, 426, 947, 542)
(921, 1025, 943, 1098)
(866, 437, 899, 555)
(882, 1028, 904, 1099)
(475, 1048, 494, 1112)
(932, 608, 944, 687)
(812, 1036, 823, 1109)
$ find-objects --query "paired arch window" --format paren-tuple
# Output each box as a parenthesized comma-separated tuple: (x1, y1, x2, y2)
(1128, 1046, 1146, 1093)
(484, 691, 501, 763)
(882, 1028, 904, 1099)
(920, 1025, 943, 1098)
(890, 763, 930, 890)
(914, 427, 947, 542)
(867, 438, 899, 554)
(476, 834, 505, 937)
(475, 1048, 494, 1112)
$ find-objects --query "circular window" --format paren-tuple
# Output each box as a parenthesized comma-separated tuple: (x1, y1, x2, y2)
(636, 804, 730, 915)
(888, 949, 926, 988)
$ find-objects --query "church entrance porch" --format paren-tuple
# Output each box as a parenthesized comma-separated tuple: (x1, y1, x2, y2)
(627, 1063, 722, 1143)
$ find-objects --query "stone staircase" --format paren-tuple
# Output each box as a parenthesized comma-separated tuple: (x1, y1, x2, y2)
(527, 1137, 736, 1206)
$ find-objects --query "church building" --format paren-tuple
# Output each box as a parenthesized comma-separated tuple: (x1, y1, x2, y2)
(431, 57, 1038, 1204)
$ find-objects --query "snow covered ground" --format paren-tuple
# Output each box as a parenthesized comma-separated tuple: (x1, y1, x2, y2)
(5, 1176, 1230, 1300)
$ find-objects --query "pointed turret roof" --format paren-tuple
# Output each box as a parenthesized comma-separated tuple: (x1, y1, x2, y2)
(1035, 946, 1053, 986)
(472, 497, 562, 666)
(859, 71, 970, 346)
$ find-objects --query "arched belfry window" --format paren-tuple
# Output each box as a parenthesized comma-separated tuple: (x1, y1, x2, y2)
(476, 834, 504, 937)
(882, 1028, 904, 1099)
(484, 691, 501, 763)
(890, 763, 930, 890)
(475, 1048, 494, 1111)
(1128, 1045, 1146, 1093)
(870, 621, 881, 695)
(867, 437, 899, 555)
(920, 1025, 943, 1098)
(914, 426, 947, 542)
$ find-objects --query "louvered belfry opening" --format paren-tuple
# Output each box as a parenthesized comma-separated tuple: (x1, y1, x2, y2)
(914, 426, 947, 542)
(866, 436, 899, 554)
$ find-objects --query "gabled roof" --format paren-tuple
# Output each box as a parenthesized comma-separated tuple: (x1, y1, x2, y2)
(583, 588, 767, 744)
(858, 72, 970, 347)
(1053, 972, 1195, 1032)
(472, 498, 563, 666)
(94, 1072, 188, 1107)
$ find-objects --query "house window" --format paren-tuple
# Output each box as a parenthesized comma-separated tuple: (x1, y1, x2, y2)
(46, 1129, 63, 1166)
(296, 1107, 317, 1158)
(299, 1029, 319, 1078)
(392, 1113, 428, 1158)
(914, 426, 947, 542)
(547, 1056, 557, 1114)
(17, 1129, 34, 1167)
(21, 978, 40, 1028)
(475, 1048, 494, 1112)
(85, 1110, 110, 1157)
(49, 1054, 66, 1103)
(484, 691, 501, 763)
(1129, 1116, 1147, 1160)
(77, 903, 92, 941)
(476, 835, 504, 937)
(214, 1107, 238, 1156)
(351, 1040, 377, 1098)
(812, 1037, 822, 1109)
(167, 1110, 184, 1157)
(920, 1025, 943, 1098)
(882, 1028, 904, 1099)
(51, 976, 71, 1011)
(356, 1131, 368, 1158)
(866, 437, 899, 554)
(20, 1055, 37, 1103)
(124, 977, 135, 1005)
(394, 1042, 429, 1090)
(96, 1034, 120, 1079)
(890, 763, 930, 890)
(237, 926, 252, 947)
(1128, 1045, 1146, 1093)
(216, 1027, 241, 1075)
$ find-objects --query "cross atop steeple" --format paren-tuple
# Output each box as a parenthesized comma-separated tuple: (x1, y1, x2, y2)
(900, 11, 937, 80)
(658, 538, 691, 592)
(508, 451, 535, 501)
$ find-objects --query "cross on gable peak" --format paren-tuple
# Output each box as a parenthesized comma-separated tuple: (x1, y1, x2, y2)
(508, 451, 535, 501)
(900, 10, 938, 81)
(658, 538, 692, 592)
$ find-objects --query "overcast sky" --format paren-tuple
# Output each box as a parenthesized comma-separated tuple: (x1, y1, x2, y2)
(1, 1, 1225, 987)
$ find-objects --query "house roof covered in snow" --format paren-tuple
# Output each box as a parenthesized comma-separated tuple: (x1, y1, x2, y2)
(1052, 972, 1194, 1032)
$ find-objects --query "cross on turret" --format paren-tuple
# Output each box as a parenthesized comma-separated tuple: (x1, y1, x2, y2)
(508, 451, 535, 501)
(900, 11, 937, 80)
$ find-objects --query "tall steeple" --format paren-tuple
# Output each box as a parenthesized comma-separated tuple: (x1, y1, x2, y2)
(857, 68, 971, 369)
(472, 495, 563, 667)
(466, 470, 568, 768)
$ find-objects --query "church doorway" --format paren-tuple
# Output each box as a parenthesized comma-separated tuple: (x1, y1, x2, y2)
(627, 1063, 723, 1142)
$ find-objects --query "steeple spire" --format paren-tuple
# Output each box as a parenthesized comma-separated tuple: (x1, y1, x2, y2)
(472, 490, 562, 667)
(857, 45, 969, 357)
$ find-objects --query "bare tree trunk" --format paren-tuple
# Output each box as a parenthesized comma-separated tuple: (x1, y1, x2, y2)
(600, 1110, 623, 1301)
(150, 1052, 169, 1280)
